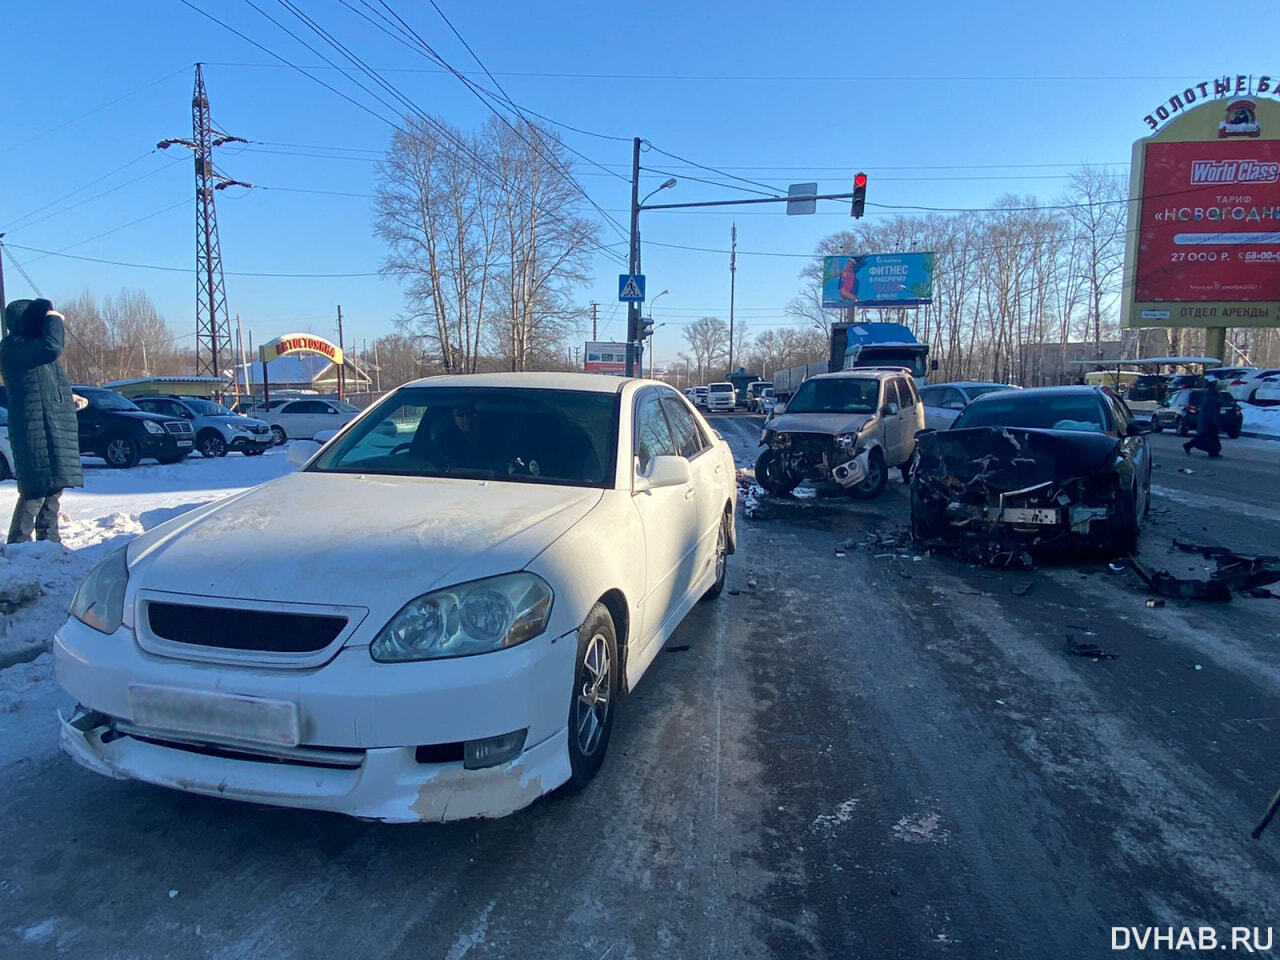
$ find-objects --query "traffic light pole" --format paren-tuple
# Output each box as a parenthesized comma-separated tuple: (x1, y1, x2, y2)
(626, 137, 641, 378)
(627, 149, 865, 377)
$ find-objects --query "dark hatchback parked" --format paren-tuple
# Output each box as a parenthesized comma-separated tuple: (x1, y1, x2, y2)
(73, 386, 194, 467)
(1150, 388, 1243, 439)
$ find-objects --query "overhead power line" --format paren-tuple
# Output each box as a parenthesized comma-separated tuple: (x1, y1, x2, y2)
(178, 0, 629, 266)
(4, 242, 383, 277)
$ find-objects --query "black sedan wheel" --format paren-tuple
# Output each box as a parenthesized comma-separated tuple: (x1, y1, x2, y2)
(103, 436, 141, 469)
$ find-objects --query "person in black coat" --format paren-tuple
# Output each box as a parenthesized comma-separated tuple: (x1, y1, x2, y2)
(1183, 385, 1223, 459)
(1, 298, 84, 543)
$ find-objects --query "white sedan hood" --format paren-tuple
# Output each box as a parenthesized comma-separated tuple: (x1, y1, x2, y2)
(127, 471, 603, 607)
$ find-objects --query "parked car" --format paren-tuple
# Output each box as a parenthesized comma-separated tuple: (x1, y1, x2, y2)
(73, 386, 193, 468)
(705, 382, 736, 413)
(758, 386, 777, 417)
(133, 395, 272, 458)
(1167, 374, 1208, 392)
(912, 386, 1153, 554)
(745, 380, 773, 412)
(755, 369, 924, 500)
(919, 381, 1018, 430)
(1253, 375, 1280, 406)
(1219, 368, 1280, 403)
(54, 373, 738, 822)
(258, 398, 360, 445)
(1203, 366, 1253, 387)
(1126, 374, 1171, 403)
(0, 405, 12, 482)
(1150, 388, 1243, 438)
(691, 386, 709, 409)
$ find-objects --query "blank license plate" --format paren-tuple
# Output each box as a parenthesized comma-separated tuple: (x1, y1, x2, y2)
(128, 684, 299, 746)
(177, 440, 193, 447)
(991, 507, 1059, 525)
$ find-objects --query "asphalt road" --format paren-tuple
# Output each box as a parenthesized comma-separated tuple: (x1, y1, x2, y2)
(3, 419, 1279, 959)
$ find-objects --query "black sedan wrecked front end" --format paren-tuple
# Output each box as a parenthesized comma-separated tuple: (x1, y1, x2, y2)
(911, 427, 1134, 553)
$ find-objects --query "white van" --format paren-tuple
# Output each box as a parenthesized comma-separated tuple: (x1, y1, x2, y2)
(706, 382, 736, 413)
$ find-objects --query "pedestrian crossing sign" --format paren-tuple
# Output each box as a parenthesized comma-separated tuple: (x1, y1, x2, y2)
(618, 274, 646, 302)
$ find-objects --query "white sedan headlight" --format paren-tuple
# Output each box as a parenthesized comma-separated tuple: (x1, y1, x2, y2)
(371, 572, 554, 662)
(70, 548, 129, 634)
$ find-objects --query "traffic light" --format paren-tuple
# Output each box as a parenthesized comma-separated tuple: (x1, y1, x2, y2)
(851, 172, 867, 218)
(639, 317, 654, 340)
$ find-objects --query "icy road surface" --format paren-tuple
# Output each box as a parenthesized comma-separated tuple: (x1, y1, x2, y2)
(1, 425, 1278, 959)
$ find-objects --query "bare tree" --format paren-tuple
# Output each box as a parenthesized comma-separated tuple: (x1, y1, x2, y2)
(57, 289, 181, 383)
(375, 116, 496, 374)
(681, 317, 730, 383)
(486, 119, 598, 371)
(1063, 166, 1127, 353)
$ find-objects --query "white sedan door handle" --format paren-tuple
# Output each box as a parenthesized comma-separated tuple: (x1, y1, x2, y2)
(684, 487, 695, 500)
(714, 463, 723, 474)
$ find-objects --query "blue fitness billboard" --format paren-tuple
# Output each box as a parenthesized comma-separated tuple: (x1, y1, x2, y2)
(821, 253, 935, 308)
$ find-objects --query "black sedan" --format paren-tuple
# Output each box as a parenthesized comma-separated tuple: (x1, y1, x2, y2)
(1150, 388, 1242, 439)
(911, 386, 1153, 554)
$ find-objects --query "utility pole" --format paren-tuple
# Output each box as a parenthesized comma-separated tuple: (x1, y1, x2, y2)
(336, 304, 345, 402)
(590, 301, 598, 341)
(373, 338, 382, 392)
(159, 64, 250, 381)
(236, 314, 248, 400)
(0, 234, 7, 310)
(728, 222, 737, 374)
(626, 137, 641, 377)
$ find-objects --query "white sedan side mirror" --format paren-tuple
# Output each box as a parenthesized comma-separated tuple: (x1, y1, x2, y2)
(287, 440, 321, 468)
(634, 455, 691, 492)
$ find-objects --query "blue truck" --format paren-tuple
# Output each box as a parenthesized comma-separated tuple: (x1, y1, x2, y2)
(771, 322, 934, 400)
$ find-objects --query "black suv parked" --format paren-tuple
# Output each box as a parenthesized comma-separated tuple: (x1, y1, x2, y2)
(73, 386, 194, 467)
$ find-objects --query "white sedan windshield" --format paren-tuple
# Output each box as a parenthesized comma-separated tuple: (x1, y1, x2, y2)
(310, 386, 620, 487)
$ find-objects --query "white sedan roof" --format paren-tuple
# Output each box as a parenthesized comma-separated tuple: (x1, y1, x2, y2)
(403, 372, 634, 394)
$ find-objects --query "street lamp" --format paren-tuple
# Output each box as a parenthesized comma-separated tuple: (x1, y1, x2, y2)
(648, 289, 669, 378)
(641, 178, 677, 208)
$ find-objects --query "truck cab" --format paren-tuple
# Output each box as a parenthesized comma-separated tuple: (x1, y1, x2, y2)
(834, 322, 933, 384)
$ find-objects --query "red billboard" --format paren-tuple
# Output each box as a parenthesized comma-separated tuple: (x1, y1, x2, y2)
(584, 341, 627, 376)
(1136, 139, 1280, 302)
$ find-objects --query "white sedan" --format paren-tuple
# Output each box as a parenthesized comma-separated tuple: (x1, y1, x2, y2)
(259, 398, 360, 445)
(54, 373, 737, 822)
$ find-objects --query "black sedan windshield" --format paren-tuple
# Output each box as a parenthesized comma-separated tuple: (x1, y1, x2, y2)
(786, 378, 880, 414)
(310, 386, 619, 487)
(77, 388, 138, 412)
(953, 393, 1111, 433)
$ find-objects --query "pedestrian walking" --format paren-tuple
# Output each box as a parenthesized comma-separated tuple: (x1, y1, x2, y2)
(1, 298, 83, 543)
(1182, 384, 1223, 459)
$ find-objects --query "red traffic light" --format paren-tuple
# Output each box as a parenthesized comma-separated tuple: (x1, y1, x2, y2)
(851, 172, 867, 218)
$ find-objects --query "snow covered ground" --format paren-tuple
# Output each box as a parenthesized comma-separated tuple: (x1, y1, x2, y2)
(0, 449, 295, 667)
(1242, 402, 1280, 437)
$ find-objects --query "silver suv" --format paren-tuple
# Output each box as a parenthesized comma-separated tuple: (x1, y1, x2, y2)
(134, 395, 272, 458)
(755, 368, 925, 499)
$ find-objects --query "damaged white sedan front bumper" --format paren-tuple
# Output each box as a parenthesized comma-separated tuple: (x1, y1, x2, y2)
(53, 617, 577, 823)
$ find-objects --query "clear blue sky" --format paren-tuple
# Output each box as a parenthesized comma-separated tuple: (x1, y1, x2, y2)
(2, 0, 1276, 365)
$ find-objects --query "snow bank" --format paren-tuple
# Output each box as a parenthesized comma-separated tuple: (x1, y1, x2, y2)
(1242, 404, 1280, 437)
(0, 449, 295, 664)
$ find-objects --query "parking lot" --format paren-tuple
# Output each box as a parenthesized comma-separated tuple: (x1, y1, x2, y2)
(1, 419, 1278, 959)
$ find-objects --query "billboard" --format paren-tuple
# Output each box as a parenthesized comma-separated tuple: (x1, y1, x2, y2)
(1124, 92, 1280, 329)
(584, 341, 628, 376)
(822, 253, 935, 308)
